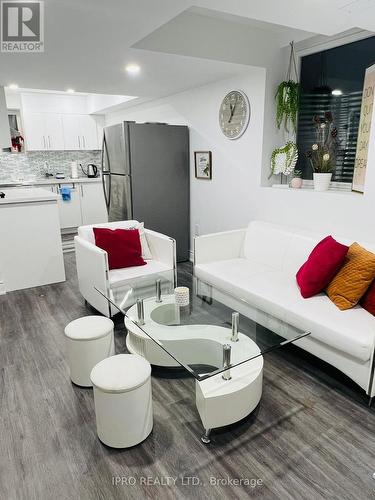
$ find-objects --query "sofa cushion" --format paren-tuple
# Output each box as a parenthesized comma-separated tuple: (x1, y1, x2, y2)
(195, 258, 375, 362)
(243, 221, 298, 271)
(109, 260, 172, 287)
(296, 236, 349, 298)
(109, 260, 174, 309)
(195, 260, 305, 323)
(326, 242, 375, 310)
(361, 280, 375, 316)
(287, 296, 374, 362)
(93, 227, 146, 270)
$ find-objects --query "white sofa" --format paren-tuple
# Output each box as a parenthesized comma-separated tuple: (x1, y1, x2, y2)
(75, 220, 176, 317)
(194, 220, 375, 401)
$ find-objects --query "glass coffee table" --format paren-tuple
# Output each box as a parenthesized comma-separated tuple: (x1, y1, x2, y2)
(95, 272, 310, 443)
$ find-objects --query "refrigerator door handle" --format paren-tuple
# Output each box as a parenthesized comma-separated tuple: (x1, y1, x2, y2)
(124, 174, 132, 220)
(101, 133, 111, 174)
(102, 173, 111, 211)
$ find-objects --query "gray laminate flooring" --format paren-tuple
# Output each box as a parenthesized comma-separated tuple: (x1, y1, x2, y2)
(0, 254, 374, 500)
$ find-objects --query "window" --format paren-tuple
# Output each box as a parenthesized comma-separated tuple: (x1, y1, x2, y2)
(297, 36, 375, 183)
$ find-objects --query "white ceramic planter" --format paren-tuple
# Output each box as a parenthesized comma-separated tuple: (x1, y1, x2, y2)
(313, 173, 332, 192)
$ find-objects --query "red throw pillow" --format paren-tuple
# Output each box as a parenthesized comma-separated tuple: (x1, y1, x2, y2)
(93, 228, 146, 270)
(361, 280, 375, 315)
(296, 236, 349, 299)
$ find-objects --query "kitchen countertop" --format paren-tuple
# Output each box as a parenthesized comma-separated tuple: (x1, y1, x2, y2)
(0, 187, 59, 204)
(0, 177, 102, 187)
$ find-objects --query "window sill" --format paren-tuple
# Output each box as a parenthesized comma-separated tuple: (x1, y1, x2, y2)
(269, 184, 361, 196)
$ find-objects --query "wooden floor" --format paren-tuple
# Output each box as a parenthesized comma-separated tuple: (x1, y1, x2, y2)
(1, 255, 375, 500)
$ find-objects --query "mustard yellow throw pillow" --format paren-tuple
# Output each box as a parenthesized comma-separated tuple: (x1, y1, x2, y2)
(326, 242, 375, 310)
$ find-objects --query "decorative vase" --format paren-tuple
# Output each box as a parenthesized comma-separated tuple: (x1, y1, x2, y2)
(290, 177, 302, 189)
(313, 173, 332, 192)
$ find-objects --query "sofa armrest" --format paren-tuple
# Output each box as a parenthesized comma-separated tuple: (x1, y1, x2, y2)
(145, 229, 176, 270)
(74, 236, 111, 316)
(194, 229, 246, 265)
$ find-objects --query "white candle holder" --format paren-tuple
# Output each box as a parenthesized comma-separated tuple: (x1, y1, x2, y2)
(174, 286, 190, 307)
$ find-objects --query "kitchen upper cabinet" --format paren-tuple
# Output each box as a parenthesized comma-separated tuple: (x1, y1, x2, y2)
(61, 114, 81, 150)
(80, 115, 100, 150)
(62, 114, 100, 150)
(44, 114, 65, 150)
(23, 112, 64, 151)
(20, 92, 103, 151)
(80, 182, 107, 225)
(23, 112, 45, 150)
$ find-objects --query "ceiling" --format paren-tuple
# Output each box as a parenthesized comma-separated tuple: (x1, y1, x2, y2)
(1, 0, 374, 100)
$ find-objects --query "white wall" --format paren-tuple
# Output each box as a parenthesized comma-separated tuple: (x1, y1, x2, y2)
(86, 94, 137, 115)
(106, 70, 266, 247)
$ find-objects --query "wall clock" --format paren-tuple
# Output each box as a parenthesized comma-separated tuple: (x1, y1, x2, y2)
(219, 90, 250, 140)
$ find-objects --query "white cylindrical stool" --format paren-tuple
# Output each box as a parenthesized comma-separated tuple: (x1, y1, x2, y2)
(90, 354, 153, 448)
(64, 316, 115, 387)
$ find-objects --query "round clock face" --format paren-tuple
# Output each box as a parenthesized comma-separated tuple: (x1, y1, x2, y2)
(219, 90, 250, 140)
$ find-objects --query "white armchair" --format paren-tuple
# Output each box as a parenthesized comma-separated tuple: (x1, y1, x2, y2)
(75, 220, 176, 317)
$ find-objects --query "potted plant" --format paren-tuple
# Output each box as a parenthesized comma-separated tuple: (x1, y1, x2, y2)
(290, 169, 303, 189)
(275, 42, 300, 133)
(269, 141, 298, 183)
(306, 112, 338, 191)
(275, 80, 300, 133)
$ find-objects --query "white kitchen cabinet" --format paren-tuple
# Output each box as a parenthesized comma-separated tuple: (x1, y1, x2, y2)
(80, 115, 100, 150)
(0, 188, 65, 291)
(80, 181, 107, 225)
(56, 185, 83, 229)
(44, 114, 65, 150)
(62, 114, 100, 150)
(20, 92, 103, 151)
(23, 112, 46, 150)
(61, 114, 81, 150)
(39, 181, 107, 229)
(23, 111, 64, 151)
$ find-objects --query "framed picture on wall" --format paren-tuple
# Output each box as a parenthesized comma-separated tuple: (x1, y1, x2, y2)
(194, 151, 212, 180)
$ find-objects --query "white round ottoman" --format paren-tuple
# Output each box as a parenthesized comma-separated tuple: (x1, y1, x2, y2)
(64, 316, 115, 387)
(90, 354, 153, 448)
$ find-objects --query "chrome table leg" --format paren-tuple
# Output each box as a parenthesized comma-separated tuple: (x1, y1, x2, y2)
(201, 428, 211, 444)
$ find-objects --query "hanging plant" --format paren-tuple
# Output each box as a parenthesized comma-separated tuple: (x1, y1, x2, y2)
(269, 141, 298, 178)
(275, 80, 300, 132)
(275, 42, 300, 133)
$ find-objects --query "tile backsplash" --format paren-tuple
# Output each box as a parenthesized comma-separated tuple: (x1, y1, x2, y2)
(0, 150, 102, 181)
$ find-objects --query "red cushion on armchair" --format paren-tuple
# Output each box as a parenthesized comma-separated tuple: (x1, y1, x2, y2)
(296, 235, 349, 298)
(93, 227, 146, 270)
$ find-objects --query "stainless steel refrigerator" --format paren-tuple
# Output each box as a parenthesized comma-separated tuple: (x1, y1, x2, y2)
(101, 121, 190, 261)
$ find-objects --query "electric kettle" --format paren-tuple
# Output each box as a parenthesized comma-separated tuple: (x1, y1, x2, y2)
(80, 163, 98, 178)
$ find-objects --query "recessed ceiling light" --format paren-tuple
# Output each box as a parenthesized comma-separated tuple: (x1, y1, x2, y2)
(66, 88, 75, 93)
(125, 64, 141, 74)
(332, 89, 343, 96)
(8, 83, 18, 90)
